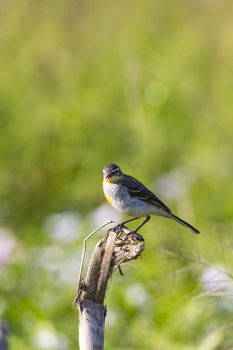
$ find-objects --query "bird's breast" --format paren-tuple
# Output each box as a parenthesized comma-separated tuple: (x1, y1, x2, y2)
(103, 181, 152, 217)
(103, 181, 122, 210)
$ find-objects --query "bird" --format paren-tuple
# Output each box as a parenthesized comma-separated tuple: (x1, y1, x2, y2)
(103, 163, 200, 234)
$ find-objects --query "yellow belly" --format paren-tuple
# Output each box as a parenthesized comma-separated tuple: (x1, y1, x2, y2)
(104, 193, 113, 206)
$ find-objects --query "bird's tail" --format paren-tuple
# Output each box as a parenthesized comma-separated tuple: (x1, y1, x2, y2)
(169, 213, 200, 234)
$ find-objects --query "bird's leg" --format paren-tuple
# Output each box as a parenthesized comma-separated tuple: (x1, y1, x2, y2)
(120, 217, 140, 226)
(114, 217, 141, 237)
(134, 215, 151, 233)
(114, 217, 141, 233)
(115, 217, 148, 241)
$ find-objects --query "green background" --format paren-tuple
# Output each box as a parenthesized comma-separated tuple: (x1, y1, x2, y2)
(0, 0, 233, 349)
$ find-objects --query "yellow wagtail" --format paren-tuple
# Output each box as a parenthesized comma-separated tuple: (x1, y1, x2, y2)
(103, 163, 200, 234)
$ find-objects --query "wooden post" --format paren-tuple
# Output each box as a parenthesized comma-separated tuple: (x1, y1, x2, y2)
(0, 322, 9, 350)
(75, 226, 144, 350)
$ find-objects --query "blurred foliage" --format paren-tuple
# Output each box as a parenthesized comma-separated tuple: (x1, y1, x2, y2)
(0, 0, 233, 349)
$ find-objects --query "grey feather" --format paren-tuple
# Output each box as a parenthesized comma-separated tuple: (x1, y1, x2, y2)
(121, 174, 171, 213)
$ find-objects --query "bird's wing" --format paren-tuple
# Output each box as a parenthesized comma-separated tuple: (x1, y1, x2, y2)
(121, 174, 171, 213)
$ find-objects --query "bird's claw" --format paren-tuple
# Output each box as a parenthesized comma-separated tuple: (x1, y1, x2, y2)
(113, 223, 127, 233)
(112, 224, 144, 242)
(130, 231, 144, 242)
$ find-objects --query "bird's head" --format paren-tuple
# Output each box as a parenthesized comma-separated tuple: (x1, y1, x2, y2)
(103, 163, 123, 183)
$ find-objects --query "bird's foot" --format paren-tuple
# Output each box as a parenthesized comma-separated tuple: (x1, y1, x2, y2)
(113, 223, 127, 233)
(128, 231, 144, 242)
(112, 224, 144, 242)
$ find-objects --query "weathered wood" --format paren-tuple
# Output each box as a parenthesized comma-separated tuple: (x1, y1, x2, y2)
(95, 230, 117, 303)
(76, 226, 144, 350)
(0, 322, 8, 350)
(84, 240, 105, 301)
(78, 300, 105, 350)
